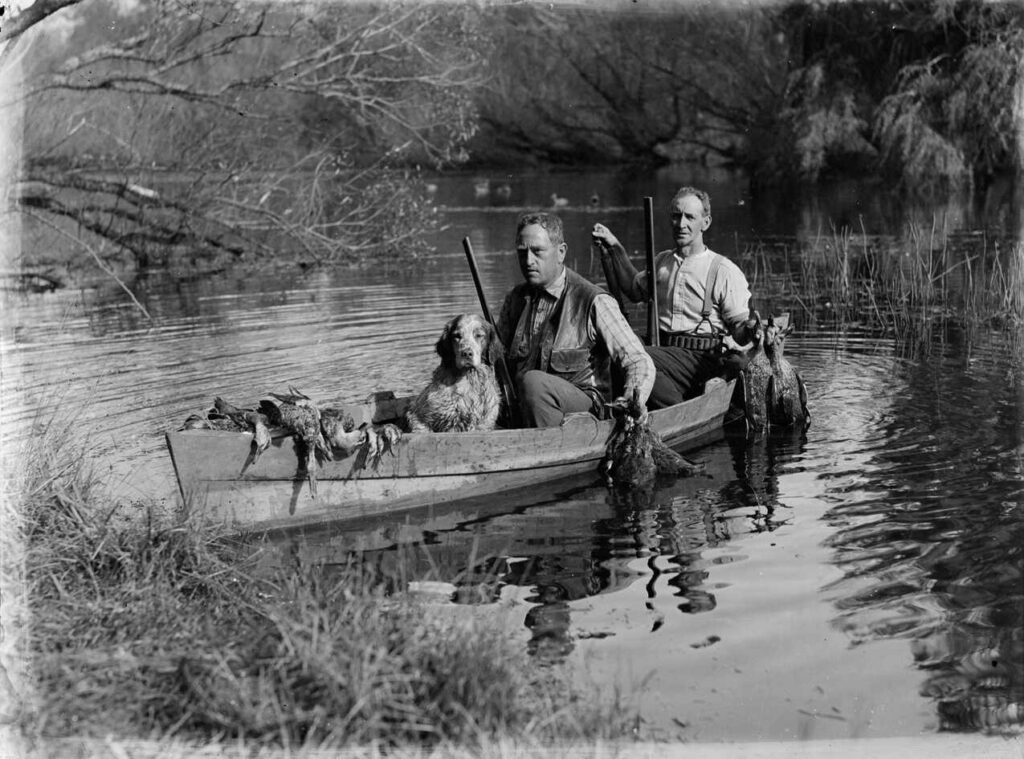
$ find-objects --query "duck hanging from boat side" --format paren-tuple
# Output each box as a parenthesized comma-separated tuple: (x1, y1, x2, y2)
(732, 312, 771, 434)
(213, 396, 274, 468)
(181, 398, 273, 468)
(763, 316, 810, 429)
(267, 386, 332, 498)
(601, 389, 704, 488)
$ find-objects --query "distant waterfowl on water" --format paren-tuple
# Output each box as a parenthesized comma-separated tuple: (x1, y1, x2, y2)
(473, 180, 490, 197)
(493, 183, 512, 200)
(424, 183, 438, 194)
(550, 193, 569, 208)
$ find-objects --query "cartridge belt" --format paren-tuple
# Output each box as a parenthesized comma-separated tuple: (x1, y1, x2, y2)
(658, 330, 723, 352)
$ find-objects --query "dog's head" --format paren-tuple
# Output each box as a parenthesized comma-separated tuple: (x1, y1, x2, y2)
(436, 313, 501, 371)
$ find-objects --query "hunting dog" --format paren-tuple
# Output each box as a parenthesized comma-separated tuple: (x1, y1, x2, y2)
(406, 313, 503, 432)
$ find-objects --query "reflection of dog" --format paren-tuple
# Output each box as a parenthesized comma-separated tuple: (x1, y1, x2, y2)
(406, 314, 502, 432)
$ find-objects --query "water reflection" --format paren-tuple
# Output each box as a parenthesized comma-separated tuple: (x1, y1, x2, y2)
(278, 427, 810, 662)
(4, 169, 1023, 740)
(820, 332, 1024, 733)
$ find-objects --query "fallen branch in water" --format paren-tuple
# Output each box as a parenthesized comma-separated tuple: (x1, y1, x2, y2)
(24, 209, 153, 322)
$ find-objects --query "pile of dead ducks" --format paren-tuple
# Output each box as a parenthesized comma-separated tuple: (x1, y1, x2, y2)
(733, 312, 810, 434)
(601, 311, 810, 489)
(180, 386, 401, 497)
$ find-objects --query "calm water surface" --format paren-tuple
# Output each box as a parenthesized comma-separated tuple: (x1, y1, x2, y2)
(2, 169, 1022, 744)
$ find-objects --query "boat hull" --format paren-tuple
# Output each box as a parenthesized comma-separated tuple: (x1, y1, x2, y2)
(166, 378, 735, 532)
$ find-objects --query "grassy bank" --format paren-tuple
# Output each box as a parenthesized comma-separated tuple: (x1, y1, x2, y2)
(8, 418, 636, 753)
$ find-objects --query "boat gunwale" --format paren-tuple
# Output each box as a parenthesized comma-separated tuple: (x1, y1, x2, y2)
(165, 377, 736, 530)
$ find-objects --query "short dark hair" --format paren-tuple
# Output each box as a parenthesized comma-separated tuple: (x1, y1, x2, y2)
(672, 186, 711, 218)
(515, 211, 564, 247)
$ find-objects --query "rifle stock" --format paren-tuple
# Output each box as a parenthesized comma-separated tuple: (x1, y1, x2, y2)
(462, 236, 520, 426)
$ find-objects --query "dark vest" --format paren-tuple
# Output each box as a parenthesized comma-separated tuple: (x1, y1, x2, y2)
(502, 268, 612, 410)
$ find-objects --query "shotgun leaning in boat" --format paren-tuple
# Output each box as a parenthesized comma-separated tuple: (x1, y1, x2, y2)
(463, 236, 520, 427)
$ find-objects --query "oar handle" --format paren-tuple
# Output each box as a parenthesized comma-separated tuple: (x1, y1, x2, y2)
(643, 196, 660, 347)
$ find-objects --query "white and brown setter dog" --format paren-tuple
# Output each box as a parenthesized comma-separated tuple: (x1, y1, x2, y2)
(406, 313, 503, 433)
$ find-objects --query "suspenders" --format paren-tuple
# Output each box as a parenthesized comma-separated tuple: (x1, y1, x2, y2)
(658, 253, 727, 350)
(694, 253, 724, 334)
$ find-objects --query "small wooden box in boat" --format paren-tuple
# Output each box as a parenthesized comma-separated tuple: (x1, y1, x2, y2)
(165, 377, 736, 533)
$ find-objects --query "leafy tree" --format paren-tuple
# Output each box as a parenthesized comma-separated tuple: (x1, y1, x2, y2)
(874, 9, 1024, 189)
(769, 0, 1024, 189)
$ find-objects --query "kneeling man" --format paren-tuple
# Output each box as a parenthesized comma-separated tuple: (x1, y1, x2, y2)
(496, 212, 654, 427)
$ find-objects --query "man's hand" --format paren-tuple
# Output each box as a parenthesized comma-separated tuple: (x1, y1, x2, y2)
(591, 223, 620, 250)
(722, 334, 754, 354)
(610, 390, 648, 423)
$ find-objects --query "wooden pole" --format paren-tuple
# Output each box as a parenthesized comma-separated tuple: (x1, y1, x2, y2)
(643, 196, 659, 346)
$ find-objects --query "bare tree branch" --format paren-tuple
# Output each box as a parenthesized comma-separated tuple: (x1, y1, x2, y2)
(12, 1, 484, 274)
(0, 0, 85, 43)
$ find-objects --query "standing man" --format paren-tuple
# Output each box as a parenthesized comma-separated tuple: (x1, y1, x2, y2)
(591, 186, 752, 409)
(496, 212, 655, 428)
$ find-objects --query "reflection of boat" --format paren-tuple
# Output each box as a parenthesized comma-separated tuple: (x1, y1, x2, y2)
(165, 378, 736, 532)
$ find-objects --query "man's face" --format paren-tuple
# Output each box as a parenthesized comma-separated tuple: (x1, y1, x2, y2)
(516, 223, 566, 289)
(670, 193, 711, 249)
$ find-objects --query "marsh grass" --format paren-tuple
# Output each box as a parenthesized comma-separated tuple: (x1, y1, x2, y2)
(14, 419, 637, 752)
(742, 220, 1024, 337)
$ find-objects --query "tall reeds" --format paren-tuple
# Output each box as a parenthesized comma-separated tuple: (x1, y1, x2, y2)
(13, 418, 636, 751)
(741, 219, 1024, 339)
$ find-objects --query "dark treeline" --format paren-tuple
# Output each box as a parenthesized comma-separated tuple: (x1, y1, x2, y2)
(467, 0, 1024, 190)
(5, 0, 1024, 273)
(20, 0, 1024, 187)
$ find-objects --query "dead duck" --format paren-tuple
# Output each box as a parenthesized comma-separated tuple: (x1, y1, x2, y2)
(180, 414, 243, 432)
(319, 406, 364, 455)
(360, 423, 403, 469)
(213, 397, 274, 467)
(734, 312, 772, 433)
(763, 316, 810, 429)
(601, 389, 703, 488)
(267, 386, 332, 497)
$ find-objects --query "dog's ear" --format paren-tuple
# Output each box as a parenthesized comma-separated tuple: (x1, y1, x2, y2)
(436, 316, 458, 369)
(483, 321, 504, 366)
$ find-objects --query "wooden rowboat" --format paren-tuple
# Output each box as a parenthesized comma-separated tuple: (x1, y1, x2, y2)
(166, 377, 736, 532)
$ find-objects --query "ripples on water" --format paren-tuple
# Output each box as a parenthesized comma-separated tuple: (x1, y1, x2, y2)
(815, 336, 1024, 734)
(3, 247, 1022, 740)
